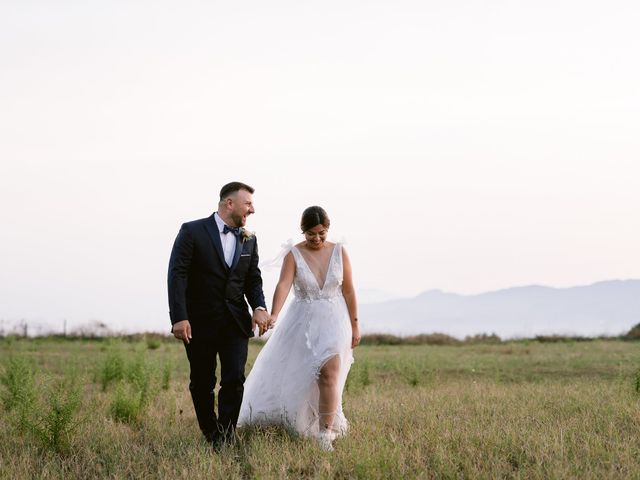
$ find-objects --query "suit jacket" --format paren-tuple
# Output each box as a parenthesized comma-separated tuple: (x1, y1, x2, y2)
(167, 214, 266, 337)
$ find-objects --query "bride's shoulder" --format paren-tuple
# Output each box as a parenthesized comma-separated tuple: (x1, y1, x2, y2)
(283, 250, 295, 264)
(329, 241, 344, 251)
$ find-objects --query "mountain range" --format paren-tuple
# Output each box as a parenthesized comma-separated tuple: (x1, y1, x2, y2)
(358, 279, 640, 339)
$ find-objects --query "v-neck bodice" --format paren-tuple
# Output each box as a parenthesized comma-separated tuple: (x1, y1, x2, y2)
(291, 244, 343, 302)
(239, 241, 354, 440)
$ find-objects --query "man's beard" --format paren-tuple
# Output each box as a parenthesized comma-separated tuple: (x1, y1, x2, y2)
(230, 212, 244, 227)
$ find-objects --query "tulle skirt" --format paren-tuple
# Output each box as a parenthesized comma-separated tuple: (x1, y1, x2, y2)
(238, 295, 354, 438)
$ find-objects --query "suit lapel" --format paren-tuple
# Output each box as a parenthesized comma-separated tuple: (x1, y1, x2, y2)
(229, 234, 244, 273)
(204, 215, 229, 271)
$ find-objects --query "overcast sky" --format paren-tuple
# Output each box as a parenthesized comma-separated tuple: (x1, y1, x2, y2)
(1, 0, 638, 333)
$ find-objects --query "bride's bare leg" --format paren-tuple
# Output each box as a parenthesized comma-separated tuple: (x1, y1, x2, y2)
(318, 355, 340, 433)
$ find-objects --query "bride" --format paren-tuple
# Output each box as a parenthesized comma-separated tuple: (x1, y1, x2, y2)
(238, 206, 361, 451)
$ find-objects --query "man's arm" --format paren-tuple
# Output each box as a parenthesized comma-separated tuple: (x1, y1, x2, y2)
(167, 223, 193, 326)
(244, 237, 266, 311)
(244, 237, 269, 334)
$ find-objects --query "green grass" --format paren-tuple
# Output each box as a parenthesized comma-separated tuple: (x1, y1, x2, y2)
(0, 336, 639, 478)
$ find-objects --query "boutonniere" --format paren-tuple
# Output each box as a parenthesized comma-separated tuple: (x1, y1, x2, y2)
(241, 228, 254, 242)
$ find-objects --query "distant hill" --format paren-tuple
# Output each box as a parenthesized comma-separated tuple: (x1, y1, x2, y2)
(356, 289, 399, 304)
(359, 280, 640, 339)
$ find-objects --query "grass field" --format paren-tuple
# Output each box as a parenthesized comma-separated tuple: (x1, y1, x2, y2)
(1, 336, 639, 479)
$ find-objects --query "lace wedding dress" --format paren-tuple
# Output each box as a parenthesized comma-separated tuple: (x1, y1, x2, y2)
(238, 242, 354, 439)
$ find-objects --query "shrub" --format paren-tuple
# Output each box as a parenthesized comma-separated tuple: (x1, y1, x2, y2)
(464, 333, 502, 344)
(127, 353, 154, 408)
(408, 333, 460, 345)
(110, 383, 142, 424)
(360, 334, 404, 345)
(145, 335, 162, 350)
(359, 361, 371, 387)
(1, 356, 36, 414)
(625, 323, 640, 339)
(405, 368, 420, 386)
(29, 377, 82, 452)
(162, 360, 172, 390)
(109, 353, 158, 424)
(361, 333, 461, 346)
(534, 335, 593, 343)
(98, 350, 126, 391)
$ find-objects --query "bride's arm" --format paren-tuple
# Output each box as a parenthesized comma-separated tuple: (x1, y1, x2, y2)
(341, 246, 361, 348)
(269, 251, 295, 325)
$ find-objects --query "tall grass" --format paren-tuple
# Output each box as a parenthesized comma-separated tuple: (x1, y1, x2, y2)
(1, 337, 639, 478)
(1, 355, 82, 452)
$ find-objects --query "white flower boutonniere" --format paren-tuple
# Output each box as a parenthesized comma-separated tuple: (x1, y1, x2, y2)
(241, 229, 254, 242)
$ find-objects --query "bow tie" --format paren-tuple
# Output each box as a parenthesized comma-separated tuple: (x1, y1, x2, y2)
(223, 225, 241, 236)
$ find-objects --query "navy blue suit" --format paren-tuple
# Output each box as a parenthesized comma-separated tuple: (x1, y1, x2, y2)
(168, 213, 266, 440)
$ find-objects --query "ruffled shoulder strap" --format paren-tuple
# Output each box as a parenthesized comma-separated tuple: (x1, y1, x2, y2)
(259, 239, 294, 270)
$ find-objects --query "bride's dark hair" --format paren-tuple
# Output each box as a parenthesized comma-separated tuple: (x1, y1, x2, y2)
(300, 206, 330, 232)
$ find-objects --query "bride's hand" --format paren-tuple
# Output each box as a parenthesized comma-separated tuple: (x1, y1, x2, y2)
(268, 314, 278, 329)
(351, 323, 361, 348)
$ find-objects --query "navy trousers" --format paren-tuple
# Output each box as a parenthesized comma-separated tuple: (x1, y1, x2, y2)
(184, 320, 248, 441)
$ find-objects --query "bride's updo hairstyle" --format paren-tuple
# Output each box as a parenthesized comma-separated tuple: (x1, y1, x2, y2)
(300, 206, 330, 233)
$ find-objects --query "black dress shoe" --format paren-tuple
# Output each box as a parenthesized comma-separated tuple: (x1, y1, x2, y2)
(211, 434, 225, 452)
(202, 431, 222, 450)
(212, 430, 237, 452)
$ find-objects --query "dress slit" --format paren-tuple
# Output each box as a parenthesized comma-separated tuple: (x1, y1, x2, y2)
(238, 242, 353, 440)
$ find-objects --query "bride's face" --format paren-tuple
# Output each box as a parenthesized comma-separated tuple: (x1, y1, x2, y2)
(304, 224, 328, 249)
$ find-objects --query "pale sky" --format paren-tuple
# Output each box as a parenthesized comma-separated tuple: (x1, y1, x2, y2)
(1, 0, 638, 333)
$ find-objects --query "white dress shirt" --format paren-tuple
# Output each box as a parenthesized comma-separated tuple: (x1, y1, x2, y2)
(214, 213, 267, 312)
(214, 212, 237, 267)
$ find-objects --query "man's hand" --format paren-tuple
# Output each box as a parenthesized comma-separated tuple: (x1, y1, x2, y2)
(252, 309, 270, 336)
(172, 320, 192, 344)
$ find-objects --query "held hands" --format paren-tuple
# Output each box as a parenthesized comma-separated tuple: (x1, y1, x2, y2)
(172, 320, 192, 344)
(252, 309, 271, 336)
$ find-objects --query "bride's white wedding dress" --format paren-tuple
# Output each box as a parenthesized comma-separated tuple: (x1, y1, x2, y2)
(238, 242, 354, 439)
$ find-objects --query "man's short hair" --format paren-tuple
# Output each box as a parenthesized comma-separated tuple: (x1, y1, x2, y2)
(219, 182, 255, 201)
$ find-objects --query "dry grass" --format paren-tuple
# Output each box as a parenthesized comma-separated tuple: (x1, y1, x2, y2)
(1, 337, 639, 479)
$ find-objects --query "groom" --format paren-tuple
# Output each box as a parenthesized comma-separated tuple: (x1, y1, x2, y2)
(167, 181, 270, 448)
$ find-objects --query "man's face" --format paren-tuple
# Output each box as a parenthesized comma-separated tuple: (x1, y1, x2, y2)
(228, 189, 255, 227)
